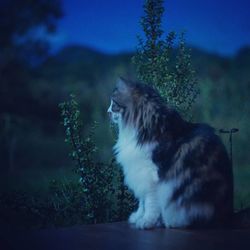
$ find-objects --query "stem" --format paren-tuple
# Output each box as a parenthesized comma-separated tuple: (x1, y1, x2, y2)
(65, 109, 84, 171)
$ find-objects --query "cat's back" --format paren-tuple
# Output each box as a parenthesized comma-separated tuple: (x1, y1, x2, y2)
(154, 122, 231, 176)
(154, 122, 233, 228)
(182, 122, 232, 177)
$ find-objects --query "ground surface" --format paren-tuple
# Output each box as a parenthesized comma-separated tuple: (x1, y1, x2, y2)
(1, 222, 250, 250)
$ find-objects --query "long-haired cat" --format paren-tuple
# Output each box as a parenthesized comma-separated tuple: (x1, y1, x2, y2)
(108, 77, 233, 229)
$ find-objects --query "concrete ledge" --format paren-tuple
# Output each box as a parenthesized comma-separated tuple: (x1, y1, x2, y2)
(1, 222, 250, 250)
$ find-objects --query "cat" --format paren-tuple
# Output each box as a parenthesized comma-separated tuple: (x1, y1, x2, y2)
(108, 77, 234, 229)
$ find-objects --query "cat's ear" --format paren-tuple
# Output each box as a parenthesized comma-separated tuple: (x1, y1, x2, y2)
(116, 77, 131, 94)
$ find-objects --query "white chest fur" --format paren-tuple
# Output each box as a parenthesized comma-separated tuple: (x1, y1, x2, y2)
(114, 127, 159, 198)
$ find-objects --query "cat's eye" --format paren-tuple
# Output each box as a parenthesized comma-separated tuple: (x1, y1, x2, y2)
(112, 100, 123, 112)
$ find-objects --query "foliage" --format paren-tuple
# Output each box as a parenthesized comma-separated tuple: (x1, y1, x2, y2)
(0, 180, 85, 229)
(59, 95, 113, 223)
(59, 94, 135, 224)
(132, 0, 199, 117)
(0, 172, 135, 229)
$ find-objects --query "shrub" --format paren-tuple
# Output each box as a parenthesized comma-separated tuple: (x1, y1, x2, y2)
(132, 0, 199, 118)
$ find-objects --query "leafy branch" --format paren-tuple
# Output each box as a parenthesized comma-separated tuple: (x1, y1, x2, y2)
(132, 0, 199, 118)
(59, 94, 135, 223)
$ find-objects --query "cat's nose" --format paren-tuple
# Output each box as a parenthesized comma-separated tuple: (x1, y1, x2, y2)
(107, 109, 112, 119)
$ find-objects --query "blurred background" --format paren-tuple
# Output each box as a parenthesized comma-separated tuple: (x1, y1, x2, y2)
(0, 0, 250, 216)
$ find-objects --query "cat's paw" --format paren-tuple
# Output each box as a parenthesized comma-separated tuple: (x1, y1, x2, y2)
(135, 216, 159, 230)
(128, 211, 143, 224)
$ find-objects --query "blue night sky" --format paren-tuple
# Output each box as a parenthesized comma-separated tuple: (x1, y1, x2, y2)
(51, 0, 250, 56)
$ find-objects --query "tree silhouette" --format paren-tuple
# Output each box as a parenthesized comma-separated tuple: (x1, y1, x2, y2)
(0, 0, 63, 172)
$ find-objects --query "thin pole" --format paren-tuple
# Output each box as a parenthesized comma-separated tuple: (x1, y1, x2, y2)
(219, 128, 239, 167)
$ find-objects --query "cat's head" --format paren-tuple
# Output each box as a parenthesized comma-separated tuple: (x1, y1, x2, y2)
(108, 77, 186, 142)
(108, 77, 178, 142)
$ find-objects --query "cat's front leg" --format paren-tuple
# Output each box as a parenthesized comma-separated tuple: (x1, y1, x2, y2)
(135, 191, 160, 229)
(129, 200, 144, 224)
